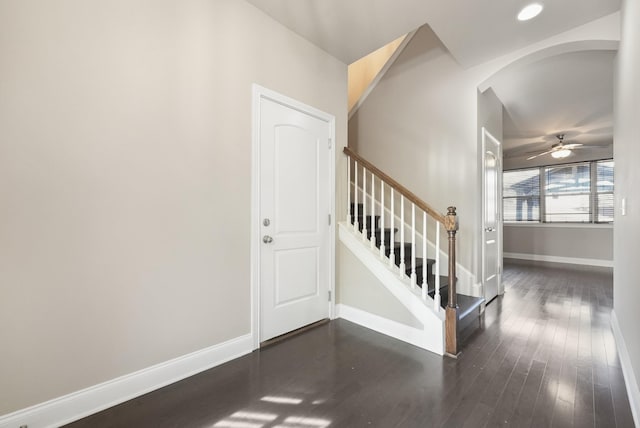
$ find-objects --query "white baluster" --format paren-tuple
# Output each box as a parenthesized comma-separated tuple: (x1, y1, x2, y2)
(370, 172, 375, 249)
(399, 196, 405, 277)
(354, 161, 359, 232)
(362, 166, 367, 242)
(422, 211, 427, 300)
(435, 222, 441, 310)
(379, 181, 385, 258)
(389, 188, 395, 268)
(410, 203, 416, 288)
(347, 157, 351, 223)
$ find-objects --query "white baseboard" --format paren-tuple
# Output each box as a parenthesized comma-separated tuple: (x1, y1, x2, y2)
(336, 304, 443, 355)
(611, 311, 640, 427)
(0, 334, 253, 428)
(503, 252, 613, 268)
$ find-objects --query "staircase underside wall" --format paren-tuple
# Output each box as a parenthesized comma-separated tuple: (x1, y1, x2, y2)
(338, 242, 423, 330)
(337, 223, 445, 355)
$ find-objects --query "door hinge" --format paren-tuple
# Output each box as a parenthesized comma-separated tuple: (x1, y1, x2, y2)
(328, 138, 332, 149)
(328, 214, 331, 225)
(328, 290, 332, 301)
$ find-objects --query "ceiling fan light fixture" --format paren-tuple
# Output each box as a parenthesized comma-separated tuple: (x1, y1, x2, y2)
(517, 3, 543, 21)
(551, 149, 571, 159)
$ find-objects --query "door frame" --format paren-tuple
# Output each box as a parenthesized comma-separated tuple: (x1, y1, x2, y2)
(481, 127, 504, 297)
(250, 84, 336, 350)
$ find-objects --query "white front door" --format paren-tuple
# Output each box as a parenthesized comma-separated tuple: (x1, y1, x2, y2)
(256, 89, 333, 342)
(482, 128, 502, 302)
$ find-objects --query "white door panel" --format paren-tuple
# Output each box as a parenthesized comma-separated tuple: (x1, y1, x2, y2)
(259, 95, 331, 342)
(274, 125, 319, 234)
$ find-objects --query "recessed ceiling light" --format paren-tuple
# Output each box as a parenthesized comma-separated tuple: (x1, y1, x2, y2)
(518, 3, 543, 21)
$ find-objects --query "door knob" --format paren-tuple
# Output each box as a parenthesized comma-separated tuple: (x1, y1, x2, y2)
(263, 235, 273, 244)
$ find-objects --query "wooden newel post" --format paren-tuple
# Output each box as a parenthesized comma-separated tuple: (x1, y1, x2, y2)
(444, 206, 459, 356)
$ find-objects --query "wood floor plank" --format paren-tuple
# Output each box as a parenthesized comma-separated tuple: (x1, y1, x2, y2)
(574, 365, 595, 428)
(608, 366, 636, 428)
(594, 382, 616, 428)
(509, 359, 547, 427)
(484, 353, 531, 427)
(65, 263, 635, 428)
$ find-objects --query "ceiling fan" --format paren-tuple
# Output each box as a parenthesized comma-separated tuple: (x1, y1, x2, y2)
(525, 134, 603, 160)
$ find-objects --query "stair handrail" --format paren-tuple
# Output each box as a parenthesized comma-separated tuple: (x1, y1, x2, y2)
(343, 147, 460, 356)
(344, 147, 445, 224)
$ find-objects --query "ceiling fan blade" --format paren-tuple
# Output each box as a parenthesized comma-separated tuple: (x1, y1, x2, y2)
(574, 144, 611, 149)
(507, 141, 547, 155)
(526, 149, 554, 160)
(523, 146, 553, 155)
(562, 143, 583, 149)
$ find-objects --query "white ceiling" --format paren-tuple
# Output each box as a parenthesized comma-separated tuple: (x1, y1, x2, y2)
(425, 0, 620, 68)
(493, 50, 615, 158)
(245, 0, 619, 162)
(244, 0, 620, 66)
(244, 0, 431, 64)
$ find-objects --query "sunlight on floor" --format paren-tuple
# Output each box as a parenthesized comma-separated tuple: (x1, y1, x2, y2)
(213, 395, 332, 428)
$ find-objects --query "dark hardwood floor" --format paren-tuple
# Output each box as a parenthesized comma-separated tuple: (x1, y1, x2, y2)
(67, 263, 635, 427)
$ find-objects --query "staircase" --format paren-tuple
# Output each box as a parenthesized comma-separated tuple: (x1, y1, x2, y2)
(341, 147, 485, 356)
(351, 204, 484, 330)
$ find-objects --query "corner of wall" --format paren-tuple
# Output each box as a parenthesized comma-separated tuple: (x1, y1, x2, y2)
(611, 310, 640, 426)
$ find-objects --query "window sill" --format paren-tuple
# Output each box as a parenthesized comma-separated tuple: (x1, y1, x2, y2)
(503, 222, 613, 229)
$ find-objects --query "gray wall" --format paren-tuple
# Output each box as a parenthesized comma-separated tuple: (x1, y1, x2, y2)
(614, 0, 640, 408)
(503, 149, 614, 266)
(504, 225, 613, 261)
(0, 0, 347, 415)
(348, 25, 483, 291)
(347, 20, 617, 295)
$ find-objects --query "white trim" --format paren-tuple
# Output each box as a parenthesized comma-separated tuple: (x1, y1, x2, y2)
(481, 127, 504, 298)
(503, 252, 613, 268)
(611, 311, 640, 427)
(348, 30, 418, 120)
(471, 282, 483, 298)
(251, 85, 261, 350)
(337, 304, 443, 355)
(0, 334, 253, 428)
(251, 84, 336, 349)
(504, 222, 613, 229)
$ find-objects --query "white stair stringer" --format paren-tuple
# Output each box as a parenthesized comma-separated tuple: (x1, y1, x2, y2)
(338, 222, 445, 355)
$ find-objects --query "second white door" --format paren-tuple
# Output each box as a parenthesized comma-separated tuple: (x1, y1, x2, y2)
(482, 128, 502, 303)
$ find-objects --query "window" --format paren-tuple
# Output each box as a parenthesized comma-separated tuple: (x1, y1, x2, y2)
(596, 160, 614, 222)
(503, 159, 614, 224)
(545, 163, 590, 222)
(503, 168, 540, 221)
